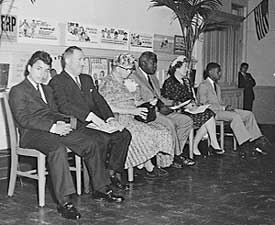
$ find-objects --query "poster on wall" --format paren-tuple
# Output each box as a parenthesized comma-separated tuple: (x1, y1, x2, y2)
(153, 34, 174, 54)
(174, 35, 186, 55)
(129, 32, 153, 52)
(100, 27, 129, 50)
(65, 22, 101, 48)
(17, 17, 60, 45)
(0, 64, 10, 91)
(90, 57, 110, 87)
(0, 14, 17, 42)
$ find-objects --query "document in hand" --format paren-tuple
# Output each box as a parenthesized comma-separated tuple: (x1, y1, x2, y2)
(169, 99, 192, 110)
(86, 123, 119, 133)
(184, 104, 210, 114)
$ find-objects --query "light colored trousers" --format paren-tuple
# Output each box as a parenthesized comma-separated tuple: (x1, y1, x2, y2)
(215, 109, 262, 145)
(155, 112, 193, 156)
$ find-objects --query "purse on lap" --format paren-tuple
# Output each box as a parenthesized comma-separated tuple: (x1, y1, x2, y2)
(134, 102, 156, 123)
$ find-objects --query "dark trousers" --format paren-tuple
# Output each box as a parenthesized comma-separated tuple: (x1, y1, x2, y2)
(78, 127, 131, 173)
(243, 99, 253, 111)
(21, 129, 110, 205)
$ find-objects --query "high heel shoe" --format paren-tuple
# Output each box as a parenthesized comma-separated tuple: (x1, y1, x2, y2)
(208, 146, 225, 155)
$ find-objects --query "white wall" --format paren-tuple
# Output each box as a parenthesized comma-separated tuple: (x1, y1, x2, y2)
(246, 0, 275, 86)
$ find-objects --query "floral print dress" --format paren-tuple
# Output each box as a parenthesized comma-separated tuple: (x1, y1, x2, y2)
(99, 75, 174, 169)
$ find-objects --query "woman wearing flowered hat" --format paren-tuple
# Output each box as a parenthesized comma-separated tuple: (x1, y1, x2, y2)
(161, 56, 224, 156)
(99, 53, 174, 179)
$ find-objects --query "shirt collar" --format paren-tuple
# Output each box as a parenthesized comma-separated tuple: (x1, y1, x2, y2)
(27, 76, 39, 89)
(65, 69, 79, 81)
(139, 67, 149, 80)
(207, 77, 215, 88)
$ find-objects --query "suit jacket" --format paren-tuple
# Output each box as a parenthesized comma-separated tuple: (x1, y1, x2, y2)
(9, 78, 69, 145)
(238, 72, 256, 101)
(197, 78, 225, 112)
(48, 71, 113, 128)
(130, 67, 169, 104)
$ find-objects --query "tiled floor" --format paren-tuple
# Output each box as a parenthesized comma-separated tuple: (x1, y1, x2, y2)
(0, 125, 274, 225)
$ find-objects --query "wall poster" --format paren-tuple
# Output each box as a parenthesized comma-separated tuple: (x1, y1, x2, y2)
(174, 35, 186, 55)
(129, 32, 153, 52)
(153, 34, 174, 54)
(100, 27, 129, 50)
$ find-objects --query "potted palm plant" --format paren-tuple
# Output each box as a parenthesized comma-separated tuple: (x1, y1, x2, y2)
(149, 0, 222, 62)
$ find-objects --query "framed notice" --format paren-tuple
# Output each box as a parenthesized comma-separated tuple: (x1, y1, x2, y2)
(65, 22, 101, 48)
(0, 15, 17, 42)
(174, 35, 186, 55)
(129, 32, 153, 52)
(90, 57, 110, 81)
(18, 17, 60, 45)
(100, 27, 129, 50)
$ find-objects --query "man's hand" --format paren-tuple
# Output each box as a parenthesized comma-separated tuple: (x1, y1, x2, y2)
(50, 121, 72, 136)
(106, 118, 125, 131)
(225, 105, 234, 111)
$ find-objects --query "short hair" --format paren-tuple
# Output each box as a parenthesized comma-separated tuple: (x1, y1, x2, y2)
(61, 46, 82, 68)
(138, 51, 157, 66)
(204, 62, 221, 79)
(168, 61, 183, 77)
(24, 51, 52, 76)
(240, 62, 249, 69)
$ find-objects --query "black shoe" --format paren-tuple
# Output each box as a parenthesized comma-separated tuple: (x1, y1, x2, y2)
(173, 155, 195, 167)
(208, 146, 225, 155)
(144, 167, 168, 180)
(110, 176, 130, 191)
(253, 136, 270, 154)
(93, 189, 124, 203)
(57, 202, 81, 220)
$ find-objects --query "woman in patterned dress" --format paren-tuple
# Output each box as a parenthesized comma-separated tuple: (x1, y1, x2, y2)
(99, 53, 174, 179)
(161, 56, 224, 155)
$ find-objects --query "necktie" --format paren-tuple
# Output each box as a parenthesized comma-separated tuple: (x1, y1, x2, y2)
(36, 84, 42, 98)
(214, 82, 217, 95)
(75, 76, 81, 89)
(147, 75, 154, 90)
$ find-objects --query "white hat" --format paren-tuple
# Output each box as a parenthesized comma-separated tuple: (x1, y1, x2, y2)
(171, 55, 187, 67)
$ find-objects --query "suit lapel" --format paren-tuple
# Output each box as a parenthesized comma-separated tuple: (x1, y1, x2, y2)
(135, 68, 155, 92)
(24, 79, 47, 105)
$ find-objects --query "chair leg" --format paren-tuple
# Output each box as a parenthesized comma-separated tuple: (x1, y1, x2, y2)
(189, 128, 194, 159)
(233, 137, 237, 151)
(75, 155, 81, 195)
(37, 154, 46, 207)
(83, 163, 90, 194)
(128, 167, 134, 182)
(220, 122, 224, 150)
(8, 153, 18, 197)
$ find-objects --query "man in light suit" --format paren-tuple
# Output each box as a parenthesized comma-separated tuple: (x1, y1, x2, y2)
(130, 51, 195, 168)
(197, 62, 270, 155)
(9, 51, 124, 220)
(49, 46, 131, 190)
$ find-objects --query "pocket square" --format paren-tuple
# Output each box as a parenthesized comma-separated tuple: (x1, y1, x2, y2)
(89, 88, 93, 92)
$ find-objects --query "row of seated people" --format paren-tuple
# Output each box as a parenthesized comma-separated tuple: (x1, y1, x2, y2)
(8, 47, 270, 220)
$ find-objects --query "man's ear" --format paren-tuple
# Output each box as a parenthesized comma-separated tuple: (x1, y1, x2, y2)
(27, 65, 31, 73)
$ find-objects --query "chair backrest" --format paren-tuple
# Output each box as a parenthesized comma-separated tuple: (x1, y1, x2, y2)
(3, 92, 18, 154)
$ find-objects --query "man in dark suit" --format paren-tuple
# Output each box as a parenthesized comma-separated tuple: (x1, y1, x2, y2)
(48, 46, 131, 190)
(9, 51, 124, 220)
(238, 62, 256, 111)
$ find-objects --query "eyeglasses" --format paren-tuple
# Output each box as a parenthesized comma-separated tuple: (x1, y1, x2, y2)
(118, 66, 135, 72)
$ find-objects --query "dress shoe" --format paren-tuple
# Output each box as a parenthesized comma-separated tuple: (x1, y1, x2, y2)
(57, 202, 81, 220)
(208, 146, 224, 155)
(144, 167, 168, 180)
(172, 155, 195, 167)
(110, 175, 130, 191)
(253, 136, 270, 154)
(93, 189, 124, 203)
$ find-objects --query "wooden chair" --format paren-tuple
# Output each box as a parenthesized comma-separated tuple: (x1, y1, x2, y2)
(216, 120, 237, 151)
(3, 92, 85, 207)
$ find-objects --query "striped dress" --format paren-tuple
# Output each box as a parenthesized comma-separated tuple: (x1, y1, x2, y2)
(99, 75, 174, 169)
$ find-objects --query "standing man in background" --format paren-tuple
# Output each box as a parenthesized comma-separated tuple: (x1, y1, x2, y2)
(238, 62, 256, 111)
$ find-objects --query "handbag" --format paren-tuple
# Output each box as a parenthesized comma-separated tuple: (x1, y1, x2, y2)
(134, 102, 156, 123)
(156, 99, 174, 116)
